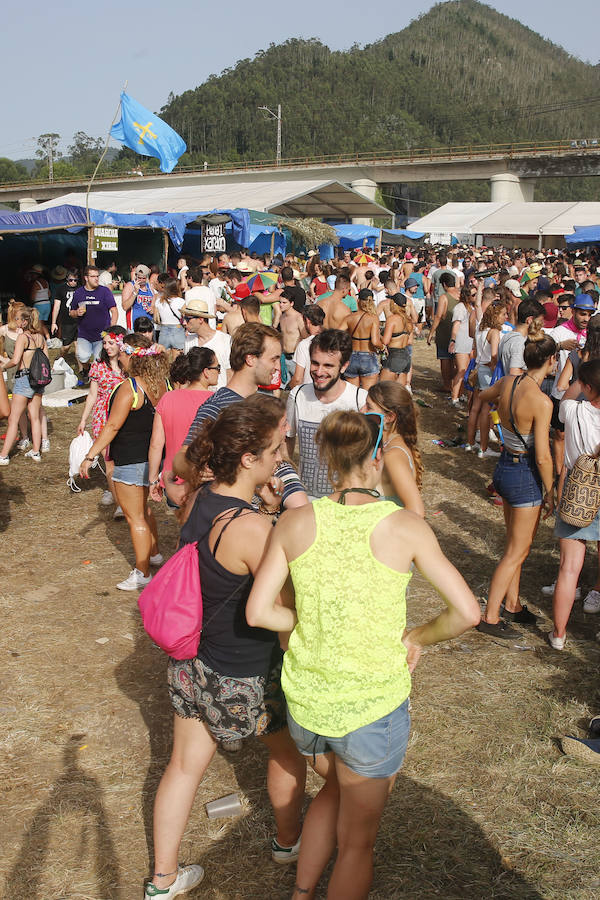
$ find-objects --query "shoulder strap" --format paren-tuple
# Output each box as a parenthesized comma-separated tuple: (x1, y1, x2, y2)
(508, 375, 528, 450)
(350, 312, 367, 337)
(211, 506, 249, 557)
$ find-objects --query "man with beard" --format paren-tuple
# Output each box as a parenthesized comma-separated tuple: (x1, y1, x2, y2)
(286, 329, 367, 499)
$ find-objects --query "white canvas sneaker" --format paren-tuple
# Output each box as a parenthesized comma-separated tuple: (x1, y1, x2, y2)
(116, 568, 152, 591)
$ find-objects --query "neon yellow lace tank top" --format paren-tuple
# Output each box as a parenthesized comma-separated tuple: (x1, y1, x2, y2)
(282, 496, 412, 737)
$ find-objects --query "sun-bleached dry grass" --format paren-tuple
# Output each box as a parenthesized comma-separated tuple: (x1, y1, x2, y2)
(1, 341, 599, 899)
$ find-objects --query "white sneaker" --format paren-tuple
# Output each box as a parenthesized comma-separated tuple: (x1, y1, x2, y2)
(547, 630, 566, 650)
(477, 447, 501, 459)
(271, 834, 302, 864)
(449, 399, 460, 408)
(144, 864, 205, 898)
(488, 428, 498, 443)
(24, 449, 42, 463)
(16, 438, 31, 451)
(113, 506, 125, 520)
(150, 553, 164, 567)
(583, 590, 600, 614)
(541, 582, 581, 600)
(116, 568, 152, 591)
(41, 438, 50, 453)
(0, 456, 9, 466)
(100, 490, 114, 506)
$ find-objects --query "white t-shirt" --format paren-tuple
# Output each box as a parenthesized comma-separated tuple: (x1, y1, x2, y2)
(292, 335, 315, 384)
(475, 325, 492, 365)
(184, 330, 231, 389)
(559, 398, 600, 469)
(286, 381, 367, 499)
(155, 296, 185, 325)
(185, 285, 216, 328)
(546, 324, 584, 399)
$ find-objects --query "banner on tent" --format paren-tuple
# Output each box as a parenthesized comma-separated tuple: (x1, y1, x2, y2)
(93, 227, 119, 252)
(202, 222, 226, 253)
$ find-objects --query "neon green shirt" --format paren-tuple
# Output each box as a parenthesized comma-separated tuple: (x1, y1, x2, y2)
(282, 497, 411, 736)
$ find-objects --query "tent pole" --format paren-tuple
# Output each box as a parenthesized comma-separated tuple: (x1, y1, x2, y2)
(163, 231, 169, 271)
(85, 81, 127, 227)
(270, 230, 275, 261)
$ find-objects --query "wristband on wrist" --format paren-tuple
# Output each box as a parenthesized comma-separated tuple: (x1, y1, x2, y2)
(150, 479, 161, 486)
(85, 455, 98, 463)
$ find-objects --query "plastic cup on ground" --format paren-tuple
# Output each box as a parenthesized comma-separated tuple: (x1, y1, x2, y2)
(205, 792, 242, 819)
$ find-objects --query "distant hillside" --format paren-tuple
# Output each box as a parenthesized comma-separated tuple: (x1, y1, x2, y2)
(160, 0, 600, 207)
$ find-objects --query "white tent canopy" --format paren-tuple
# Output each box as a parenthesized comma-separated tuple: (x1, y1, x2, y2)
(36, 180, 389, 220)
(409, 202, 600, 237)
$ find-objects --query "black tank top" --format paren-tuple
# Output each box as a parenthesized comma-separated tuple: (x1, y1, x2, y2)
(109, 378, 155, 466)
(180, 484, 276, 677)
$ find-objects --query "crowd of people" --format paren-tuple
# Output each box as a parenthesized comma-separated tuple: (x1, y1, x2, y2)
(2, 240, 600, 897)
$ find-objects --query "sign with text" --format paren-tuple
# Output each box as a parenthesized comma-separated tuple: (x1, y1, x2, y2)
(202, 222, 226, 253)
(93, 227, 119, 252)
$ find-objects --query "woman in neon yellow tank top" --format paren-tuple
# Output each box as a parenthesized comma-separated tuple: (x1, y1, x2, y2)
(247, 411, 481, 900)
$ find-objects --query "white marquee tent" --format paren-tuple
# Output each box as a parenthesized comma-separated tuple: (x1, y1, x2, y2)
(36, 180, 389, 220)
(409, 202, 600, 242)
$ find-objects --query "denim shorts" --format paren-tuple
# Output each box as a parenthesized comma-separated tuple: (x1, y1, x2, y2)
(555, 506, 600, 541)
(158, 324, 185, 351)
(345, 350, 380, 378)
(382, 347, 411, 374)
(493, 449, 543, 508)
(112, 461, 150, 487)
(287, 698, 410, 778)
(13, 373, 42, 400)
(477, 364, 493, 390)
(77, 337, 102, 364)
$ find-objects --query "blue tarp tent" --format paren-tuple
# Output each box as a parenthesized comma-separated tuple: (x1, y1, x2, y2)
(333, 225, 380, 250)
(0, 204, 250, 251)
(565, 225, 600, 247)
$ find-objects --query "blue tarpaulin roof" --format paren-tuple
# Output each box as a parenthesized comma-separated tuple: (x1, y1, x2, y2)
(565, 225, 600, 246)
(0, 204, 250, 251)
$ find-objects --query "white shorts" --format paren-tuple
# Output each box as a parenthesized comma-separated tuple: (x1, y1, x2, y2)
(412, 298, 425, 322)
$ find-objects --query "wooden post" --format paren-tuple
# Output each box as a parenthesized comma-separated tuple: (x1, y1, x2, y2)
(270, 230, 276, 261)
(87, 226, 95, 265)
(377, 228, 382, 255)
(163, 231, 169, 272)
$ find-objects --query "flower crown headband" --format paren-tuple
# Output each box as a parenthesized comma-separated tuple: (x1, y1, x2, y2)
(102, 332, 162, 356)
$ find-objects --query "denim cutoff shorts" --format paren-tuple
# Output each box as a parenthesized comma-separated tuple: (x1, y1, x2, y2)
(477, 364, 493, 390)
(13, 373, 41, 400)
(112, 461, 150, 487)
(345, 351, 380, 378)
(493, 449, 543, 508)
(287, 698, 410, 778)
(158, 324, 185, 351)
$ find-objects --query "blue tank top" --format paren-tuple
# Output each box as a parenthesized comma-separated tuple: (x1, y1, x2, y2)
(411, 272, 425, 299)
(129, 280, 154, 325)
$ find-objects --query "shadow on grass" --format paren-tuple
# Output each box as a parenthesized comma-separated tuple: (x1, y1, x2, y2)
(3, 734, 121, 899)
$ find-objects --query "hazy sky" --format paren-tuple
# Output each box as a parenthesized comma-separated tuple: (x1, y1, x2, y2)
(2, 0, 597, 160)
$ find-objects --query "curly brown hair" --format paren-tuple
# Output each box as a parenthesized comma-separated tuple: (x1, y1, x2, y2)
(186, 394, 286, 488)
(367, 382, 423, 489)
(123, 334, 171, 403)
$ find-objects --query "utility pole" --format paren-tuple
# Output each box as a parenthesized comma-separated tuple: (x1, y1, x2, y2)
(258, 104, 282, 165)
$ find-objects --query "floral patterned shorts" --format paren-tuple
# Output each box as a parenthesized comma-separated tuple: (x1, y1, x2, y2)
(167, 647, 286, 745)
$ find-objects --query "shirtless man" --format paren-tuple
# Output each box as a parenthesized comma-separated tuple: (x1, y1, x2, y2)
(317, 274, 354, 330)
(221, 301, 244, 336)
(278, 291, 306, 382)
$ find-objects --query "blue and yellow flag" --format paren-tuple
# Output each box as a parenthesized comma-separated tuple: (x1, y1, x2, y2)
(110, 92, 186, 174)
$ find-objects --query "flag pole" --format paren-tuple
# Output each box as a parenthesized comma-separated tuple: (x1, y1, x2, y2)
(85, 80, 128, 227)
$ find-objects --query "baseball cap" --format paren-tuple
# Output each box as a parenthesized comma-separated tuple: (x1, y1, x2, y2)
(504, 279, 522, 298)
(135, 264, 150, 277)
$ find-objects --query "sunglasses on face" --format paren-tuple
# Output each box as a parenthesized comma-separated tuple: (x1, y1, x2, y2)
(363, 411, 385, 459)
(206, 364, 221, 372)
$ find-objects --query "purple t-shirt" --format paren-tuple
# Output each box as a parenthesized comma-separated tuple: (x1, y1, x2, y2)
(70, 285, 116, 342)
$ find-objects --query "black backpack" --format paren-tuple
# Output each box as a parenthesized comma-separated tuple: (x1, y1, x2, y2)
(28, 347, 52, 389)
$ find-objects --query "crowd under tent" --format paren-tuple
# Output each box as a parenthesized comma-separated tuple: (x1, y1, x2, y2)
(409, 202, 600, 249)
(0, 203, 249, 302)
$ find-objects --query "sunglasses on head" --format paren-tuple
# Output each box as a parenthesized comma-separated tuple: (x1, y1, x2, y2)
(363, 411, 385, 459)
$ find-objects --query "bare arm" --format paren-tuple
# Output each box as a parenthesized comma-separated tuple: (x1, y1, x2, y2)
(403, 518, 481, 671)
(370, 317, 383, 349)
(288, 365, 305, 390)
(532, 396, 554, 513)
(121, 282, 135, 311)
(246, 524, 297, 632)
(427, 296, 447, 344)
(0, 333, 27, 369)
(110, 305, 118, 326)
(77, 379, 99, 434)
(148, 412, 166, 500)
(556, 357, 574, 394)
(487, 328, 500, 369)
(79, 382, 133, 477)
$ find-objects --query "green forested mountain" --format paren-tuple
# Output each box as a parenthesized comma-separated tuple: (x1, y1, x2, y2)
(161, 0, 600, 168)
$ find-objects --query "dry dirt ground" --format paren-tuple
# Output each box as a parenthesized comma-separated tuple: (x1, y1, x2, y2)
(1, 341, 599, 900)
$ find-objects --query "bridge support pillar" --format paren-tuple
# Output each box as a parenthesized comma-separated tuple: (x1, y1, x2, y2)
(350, 178, 378, 224)
(19, 197, 38, 211)
(490, 174, 535, 203)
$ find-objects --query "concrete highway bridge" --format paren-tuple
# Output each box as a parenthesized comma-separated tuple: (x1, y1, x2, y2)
(3, 140, 599, 216)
